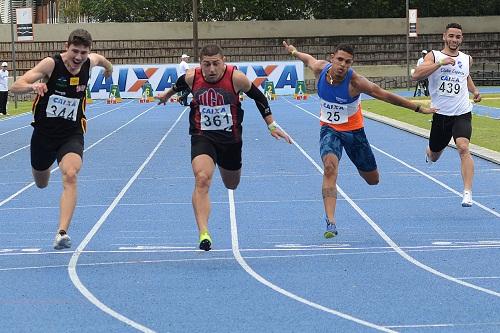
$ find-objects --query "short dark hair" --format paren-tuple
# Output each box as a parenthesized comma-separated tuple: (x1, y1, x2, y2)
(446, 23, 462, 31)
(334, 43, 354, 56)
(200, 45, 224, 59)
(68, 29, 92, 48)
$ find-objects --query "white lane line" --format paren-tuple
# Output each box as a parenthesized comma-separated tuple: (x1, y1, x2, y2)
(280, 118, 500, 298)
(459, 276, 500, 280)
(3, 248, 500, 278)
(0, 105, 111, 135)
(3, 239, 500, 257)
(0, 112, 30, 122)
(228, 189, 397, 333)
(2, 256, 236, 272)
(0, 102, 149, 207)
(0, 144, 29, 160)
(118, 246, 194, 250)
(285, 98, 500, 218)
(68, 107, 187, 333)
(387, 321, 500, 329)
(0, 100, 133, 161)
(372, 146, 500, 218)
(0, 124, 30, 136)
(0, 104, 112, 135)
(0, 100, 120, 130)
(3, 194, 500, 212)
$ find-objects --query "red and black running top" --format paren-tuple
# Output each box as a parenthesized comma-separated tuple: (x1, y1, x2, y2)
(189, 65, 244, 143)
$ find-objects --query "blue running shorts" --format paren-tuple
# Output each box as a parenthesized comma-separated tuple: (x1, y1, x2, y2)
(320, 125, 377, 172)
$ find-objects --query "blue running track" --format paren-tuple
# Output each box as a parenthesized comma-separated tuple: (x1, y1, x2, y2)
(0, 95, 499, 332)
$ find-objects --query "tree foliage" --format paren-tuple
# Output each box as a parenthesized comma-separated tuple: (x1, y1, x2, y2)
(79, 0, 500, 23)
(59, 0, 82, 23)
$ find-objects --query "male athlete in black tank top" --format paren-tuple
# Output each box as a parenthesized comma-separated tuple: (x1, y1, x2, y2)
(10, 29, 113, 250)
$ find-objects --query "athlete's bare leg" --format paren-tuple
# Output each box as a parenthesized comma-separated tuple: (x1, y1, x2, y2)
(191, 154, 216, 234)
(322, 154, 339, 224)
(58, 153, 82, 232)
(456, 137, 474, 191)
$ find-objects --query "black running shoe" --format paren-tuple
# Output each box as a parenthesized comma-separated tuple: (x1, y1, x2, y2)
(199, 232, 212, 251)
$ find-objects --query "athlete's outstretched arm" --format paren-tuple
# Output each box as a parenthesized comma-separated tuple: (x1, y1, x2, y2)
(157, 69, 194, 105)
(10, 57, 55, 96)
(352, 73, 437, 114)
(234, 71, 291, 144)
(89, 53, 113, 78)
(283, 41, 328, 78)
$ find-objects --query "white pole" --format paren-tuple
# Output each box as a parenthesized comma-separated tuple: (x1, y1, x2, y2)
(406, 0, 410, 90)
(9, 0, 18, 108)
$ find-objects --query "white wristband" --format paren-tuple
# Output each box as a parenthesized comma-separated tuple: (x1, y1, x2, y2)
(267, 121, 278, 132)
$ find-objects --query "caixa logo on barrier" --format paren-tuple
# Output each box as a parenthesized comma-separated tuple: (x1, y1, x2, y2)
(90, 66, 179, 99)
(88, 61, 304, 99)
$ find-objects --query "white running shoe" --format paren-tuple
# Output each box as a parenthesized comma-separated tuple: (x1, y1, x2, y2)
(461, 190, 472, 207)
(53, 233, 72, 250)
(425, 151, 433, 165)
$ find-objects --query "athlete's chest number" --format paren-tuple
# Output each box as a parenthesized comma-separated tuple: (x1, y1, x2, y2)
(202, 113, 232, 130)
(326, 111, 341, 122)
(200, 105, 233, 131)
(438, 81, 461, 96)
(46, 95, 79, 121)
(320, 105, 348, 124)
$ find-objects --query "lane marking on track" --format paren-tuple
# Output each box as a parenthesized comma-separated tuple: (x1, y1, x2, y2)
(228, 189, 397, 332)
(0, 101, 147, 207)
(68, 106, 188, 333)
(284, 98, 500, 218)
(0, 101, 111, 136)
(275, 108, 500, 297)
(0, 100, 133, 161)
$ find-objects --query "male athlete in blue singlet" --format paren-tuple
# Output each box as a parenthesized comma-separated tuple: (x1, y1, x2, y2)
(283, 41, 436, 238)
(158, 45, 291, 251)
(11, 29, 113, 249)
(413, 22, 481, 207)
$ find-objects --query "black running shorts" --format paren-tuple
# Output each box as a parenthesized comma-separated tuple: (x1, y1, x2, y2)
(191, 135, 242, 171)
(429, 112, 472, 153)
(30, 131, 84, 171)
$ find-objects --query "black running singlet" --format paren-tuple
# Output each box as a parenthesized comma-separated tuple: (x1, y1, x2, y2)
(32, 54, 90, 138)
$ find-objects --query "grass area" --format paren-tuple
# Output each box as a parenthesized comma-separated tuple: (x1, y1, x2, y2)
(4, 100, 33, 116)
(479, 93, 500, 107)
(362, 95, 500, 152)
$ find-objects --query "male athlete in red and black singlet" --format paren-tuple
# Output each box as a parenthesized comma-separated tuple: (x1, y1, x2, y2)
(189, 64, 243, 143)
(157, 44, 291, 251)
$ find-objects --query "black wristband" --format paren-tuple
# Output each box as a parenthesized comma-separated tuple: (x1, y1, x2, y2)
(245, 84, 272, 118)
(172, 74, 188, 93)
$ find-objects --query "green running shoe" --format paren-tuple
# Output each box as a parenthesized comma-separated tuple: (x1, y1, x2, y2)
(199, 231, 212, 251)
(324, 218, 338, 239)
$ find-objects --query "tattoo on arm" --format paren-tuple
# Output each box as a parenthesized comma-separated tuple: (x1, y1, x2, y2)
(322, 187, 337, 199)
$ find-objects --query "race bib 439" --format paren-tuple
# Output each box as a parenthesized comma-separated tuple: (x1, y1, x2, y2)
(438, 79, 461, 97)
